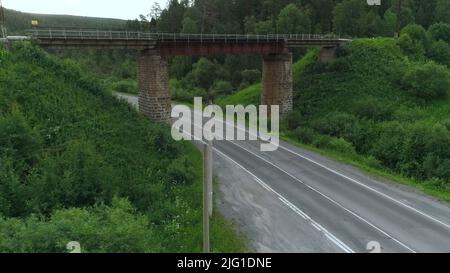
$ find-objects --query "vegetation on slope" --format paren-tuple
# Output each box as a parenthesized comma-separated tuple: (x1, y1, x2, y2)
(0, 43, 245, 253)
(218, 25, 450, 199)
(3, 8, 125, 35)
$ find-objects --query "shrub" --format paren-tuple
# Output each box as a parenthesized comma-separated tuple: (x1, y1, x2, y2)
(401, 24, 430, 49)
(370, 121, 407, 170)
(311, 112, 358, 139)
(240, 69, 261, 87)
(0, 198, 160, 253)
(312, 135, 356, 155)
(166, 156, 196, 185)
(444, 120, 450, 131)
(427, 40, 450, 67)
(327, 137, 357, 155)
(293, 127, 316, 144)
(397, 34, 425, 60)
(428, 23, 450, 44)
(111, 79, 138, 94)
(352, 97, 394, 121)
(312, 134, 334, 149)
(210, 80, 233, 98)
(401, 62, 450, 101)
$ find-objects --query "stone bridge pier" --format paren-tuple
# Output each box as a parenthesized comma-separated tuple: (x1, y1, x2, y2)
(138, 50, 295, 122)
(138, 49, 171, 122)
(261, 53, 293, 115)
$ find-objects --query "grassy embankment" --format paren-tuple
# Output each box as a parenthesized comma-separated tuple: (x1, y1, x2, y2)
(0, 43, 245, 252)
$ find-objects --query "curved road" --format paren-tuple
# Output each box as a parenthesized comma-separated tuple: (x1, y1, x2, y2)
(116, 93, 450, 253)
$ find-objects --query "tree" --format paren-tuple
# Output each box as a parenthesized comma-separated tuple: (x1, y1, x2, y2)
(302, 0, 336, 33)
(428, 40, 450, 67)
(428, 23, 450, 43)
(241, 69, 261, 87)
(401, 24, 430, 50)
(390, 0, 415, 33)
(157, 0, 187, 32)
(255, 20, 275, 34)
(149, 2, 163, 20)
(397, 34, 425, 60)
(187, 57, 220, 90)
(382, 9, 398, 36)
(277, 3, 311, 34)
(209, 80, 233, 98)
(401, 62, 450, 101)
(436, 0, 450, 23)
(181, 16, 198, 33)
(333, 0, 367, 37)
(360, 11, 384, 37)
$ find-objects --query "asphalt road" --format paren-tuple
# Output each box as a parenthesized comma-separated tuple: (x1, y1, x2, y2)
(116, 93, 450, 253)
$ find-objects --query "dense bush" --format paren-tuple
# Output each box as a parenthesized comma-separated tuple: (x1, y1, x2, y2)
(210, 80, 234, 98)
(352, 97, 394, 121)
(397, 34, 425, 60)
(401, 62, 450, 101)
(428, 23, 450, 44)
(428, 40, 450, 67)
(292, 127, 316, 145)
(240, 69, 261, 88)
(311, 112, 358, 139)
(110, 79, 138, 94)
(401, 24, 430, 50)
(0, 198, 160, 253)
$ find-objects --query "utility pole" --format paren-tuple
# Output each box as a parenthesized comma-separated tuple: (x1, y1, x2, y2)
(203, 98, 214, 253)
(203, 139, 213, 253)
(395, 0, 403, 38)
(0, 0, 7, 38)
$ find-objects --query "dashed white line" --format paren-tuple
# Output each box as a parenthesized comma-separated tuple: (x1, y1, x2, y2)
(229, 140, 417, 253)
(214, 148, 354, 253)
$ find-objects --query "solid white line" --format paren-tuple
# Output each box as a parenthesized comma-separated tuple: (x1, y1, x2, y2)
(277, 143, 450, 230)
(214, 148, 354, 253)
(229, 140, 417, 253)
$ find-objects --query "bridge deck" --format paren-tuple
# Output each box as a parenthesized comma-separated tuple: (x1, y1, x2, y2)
(26, 29, 349, 54)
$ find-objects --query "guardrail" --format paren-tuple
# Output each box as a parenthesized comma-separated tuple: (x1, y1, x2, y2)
(25, 29, 341, 42)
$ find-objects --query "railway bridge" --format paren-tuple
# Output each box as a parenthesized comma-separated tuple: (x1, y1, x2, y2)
(27, 29, 348, 122)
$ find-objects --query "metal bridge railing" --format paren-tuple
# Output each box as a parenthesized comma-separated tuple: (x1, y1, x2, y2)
(25, 29, 341, 42)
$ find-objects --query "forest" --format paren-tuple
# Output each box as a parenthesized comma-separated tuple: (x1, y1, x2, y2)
(3, 7, 125, 35)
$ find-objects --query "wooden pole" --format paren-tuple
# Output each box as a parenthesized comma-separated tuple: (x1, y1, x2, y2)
(203, 141, 212, 253)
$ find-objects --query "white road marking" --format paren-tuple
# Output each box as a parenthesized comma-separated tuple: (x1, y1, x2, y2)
(188, 113, 415, 252)
(191, 106, 450, 232)
(229, 140, 417, 253)
(214, 148, 354, 253)
(277, 143, 450, 230)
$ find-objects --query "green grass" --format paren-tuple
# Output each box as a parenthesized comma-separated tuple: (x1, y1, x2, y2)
(216, 84, 261, 107)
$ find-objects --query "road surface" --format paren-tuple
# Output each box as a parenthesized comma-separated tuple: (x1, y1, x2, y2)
(116, 93, 450, 253)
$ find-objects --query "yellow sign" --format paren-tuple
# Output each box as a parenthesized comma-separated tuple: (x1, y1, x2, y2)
(31, 20, 39, 26)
